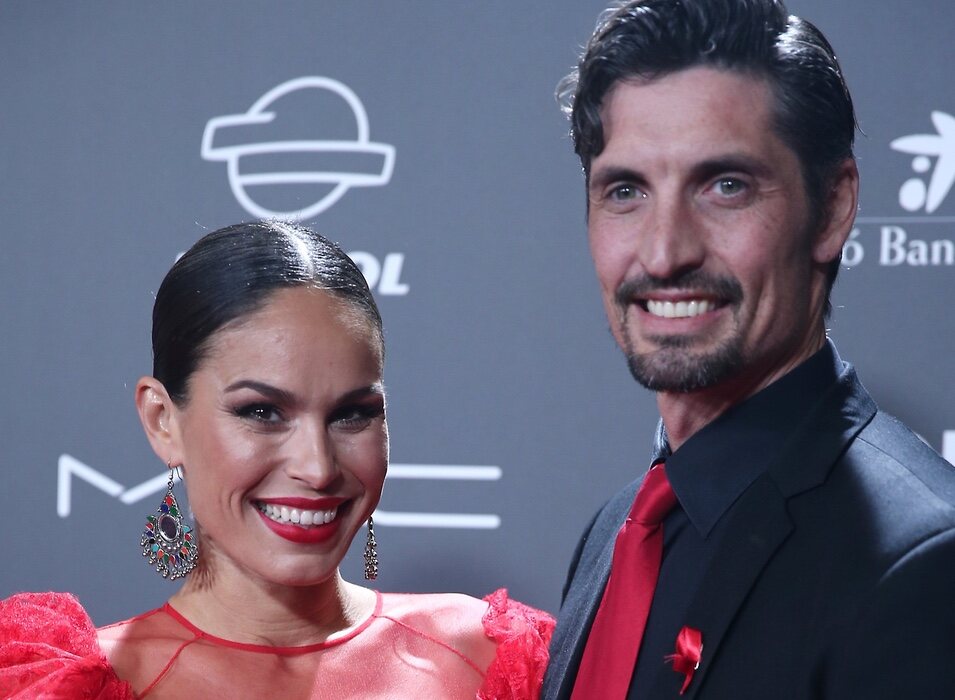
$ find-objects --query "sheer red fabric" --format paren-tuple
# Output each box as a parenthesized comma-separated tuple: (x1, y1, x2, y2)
(478, 589, 554, 700)
(0, 592, 133, 699)
(0, 590, 553, 699)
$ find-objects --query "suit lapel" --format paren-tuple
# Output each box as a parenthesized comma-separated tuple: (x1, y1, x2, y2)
(550, 537, 616, 699)
(547, 485, 638, 700)
(648, 474, 793, 698)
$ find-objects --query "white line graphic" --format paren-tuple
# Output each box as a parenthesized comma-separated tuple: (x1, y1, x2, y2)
(854, 216, 955, 224)
(388, 465, 502, 480)
(57, 455, 502, 528)
(57, 454, 124, 518)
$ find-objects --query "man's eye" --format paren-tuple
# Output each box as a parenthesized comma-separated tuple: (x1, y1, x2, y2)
(713, 178, 746, 196)
(610, 184, 643, 201)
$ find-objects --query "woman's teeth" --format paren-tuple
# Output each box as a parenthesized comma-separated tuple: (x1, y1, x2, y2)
(257, 502, 338, 527)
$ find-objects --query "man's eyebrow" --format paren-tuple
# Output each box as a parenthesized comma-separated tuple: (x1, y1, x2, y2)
(589, 154, 774, 192)
(691, 154, 773, 180)
(588, 165, 644, 192)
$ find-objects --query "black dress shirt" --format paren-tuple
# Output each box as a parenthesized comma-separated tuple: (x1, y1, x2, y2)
(627, 342, 842, 699)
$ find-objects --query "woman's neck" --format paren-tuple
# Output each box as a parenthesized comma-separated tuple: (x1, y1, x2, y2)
(167, 563, 376, 648)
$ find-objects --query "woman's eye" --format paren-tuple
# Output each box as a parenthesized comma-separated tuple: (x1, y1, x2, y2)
(235, 404, 284, 424)
(332, 405, 384, 431)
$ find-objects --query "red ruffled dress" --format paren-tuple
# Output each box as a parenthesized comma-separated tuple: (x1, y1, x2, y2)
(0, 589, 553, 699)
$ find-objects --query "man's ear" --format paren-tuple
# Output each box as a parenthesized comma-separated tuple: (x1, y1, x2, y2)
(812, 158, 859, 265)
(135, 376, 183, 466)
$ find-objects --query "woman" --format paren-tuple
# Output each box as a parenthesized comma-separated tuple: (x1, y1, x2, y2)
(0, 222, 553, 699)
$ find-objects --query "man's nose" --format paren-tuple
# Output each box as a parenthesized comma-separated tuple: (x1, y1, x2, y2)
(638, 196, 706, 280)
(285, 421, 340, 489)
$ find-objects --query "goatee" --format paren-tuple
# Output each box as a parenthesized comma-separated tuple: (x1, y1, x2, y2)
(615, 270, 744, 392)
(626, 335, 744, 392)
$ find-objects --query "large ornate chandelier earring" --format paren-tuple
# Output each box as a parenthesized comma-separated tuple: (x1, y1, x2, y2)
(141, 465, 198, 580)
(363, 516, 379, 580)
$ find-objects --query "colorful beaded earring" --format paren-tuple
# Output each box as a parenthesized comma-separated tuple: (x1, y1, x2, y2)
(141, 466, 198, 580)
(363, 516, 378, 580)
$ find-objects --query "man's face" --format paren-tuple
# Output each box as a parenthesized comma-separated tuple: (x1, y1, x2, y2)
(588, 67, 838, 396)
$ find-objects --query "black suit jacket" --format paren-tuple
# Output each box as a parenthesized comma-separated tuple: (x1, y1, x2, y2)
(543, 362, 955, 699)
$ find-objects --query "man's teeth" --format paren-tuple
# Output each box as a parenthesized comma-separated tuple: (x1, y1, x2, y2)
(645, 299, 713, 318)
(257, 503, 338, 527)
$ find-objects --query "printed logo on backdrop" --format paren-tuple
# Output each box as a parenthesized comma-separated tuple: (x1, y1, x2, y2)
(57, 455, 502, 529)
(202, 76, 395, 221)
(202, 76, 407, 295)
(845, 110, 955, 267)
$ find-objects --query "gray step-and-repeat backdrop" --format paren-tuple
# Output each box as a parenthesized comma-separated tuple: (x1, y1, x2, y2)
(2, 2, 953, 624)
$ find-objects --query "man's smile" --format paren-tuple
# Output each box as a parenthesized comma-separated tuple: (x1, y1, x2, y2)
(644, 298, 716, 319)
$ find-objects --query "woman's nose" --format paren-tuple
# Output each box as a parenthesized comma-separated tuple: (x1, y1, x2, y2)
(285, 421, 340, 489)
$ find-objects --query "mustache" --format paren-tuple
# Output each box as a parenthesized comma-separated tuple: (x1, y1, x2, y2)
(614, 270, 744, 306)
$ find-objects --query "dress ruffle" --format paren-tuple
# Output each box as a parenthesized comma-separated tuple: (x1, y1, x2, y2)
(0, 592, 134, 700)
(1, 590, 552, 699)
(478, 588, 555, 700)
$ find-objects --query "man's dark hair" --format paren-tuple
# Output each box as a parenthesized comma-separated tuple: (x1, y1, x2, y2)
(558, 0, 857, 306)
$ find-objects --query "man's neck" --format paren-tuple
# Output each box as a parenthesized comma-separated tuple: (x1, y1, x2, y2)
(658, 336, 827, 451)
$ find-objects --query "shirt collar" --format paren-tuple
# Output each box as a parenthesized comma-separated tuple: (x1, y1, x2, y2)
(652, 340, 845, 537)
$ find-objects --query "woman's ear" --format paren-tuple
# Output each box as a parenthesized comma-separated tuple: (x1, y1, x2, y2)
(812, 158, 860, 265)
(135, 377, 183, 466)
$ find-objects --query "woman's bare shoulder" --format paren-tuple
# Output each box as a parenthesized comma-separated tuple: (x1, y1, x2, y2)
(97, 605, 184, 691)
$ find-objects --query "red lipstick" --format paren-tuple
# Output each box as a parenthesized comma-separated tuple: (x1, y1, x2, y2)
(258, 497, 345, 509)
(254, 499, 346, 544)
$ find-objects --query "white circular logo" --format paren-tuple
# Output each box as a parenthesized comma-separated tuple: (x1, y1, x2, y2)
(201, 76, 396, 221)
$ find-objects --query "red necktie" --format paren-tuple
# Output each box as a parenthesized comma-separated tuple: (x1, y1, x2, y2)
(571, 463, 678, 699)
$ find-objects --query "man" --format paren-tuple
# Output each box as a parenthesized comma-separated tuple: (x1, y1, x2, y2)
(543, 1, 955, 698)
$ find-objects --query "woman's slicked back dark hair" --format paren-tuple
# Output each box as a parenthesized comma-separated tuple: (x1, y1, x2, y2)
(152, 221, 383, 403)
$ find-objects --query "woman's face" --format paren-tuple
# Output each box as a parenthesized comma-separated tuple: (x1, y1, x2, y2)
(169, 286, 387, 587)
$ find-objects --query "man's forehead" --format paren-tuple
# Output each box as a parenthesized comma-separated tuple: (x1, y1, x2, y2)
(601, 66, 773, 122)
(593, 67, 787, 165)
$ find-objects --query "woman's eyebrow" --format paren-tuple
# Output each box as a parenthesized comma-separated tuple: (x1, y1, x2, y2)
(223, 379, 295, 405)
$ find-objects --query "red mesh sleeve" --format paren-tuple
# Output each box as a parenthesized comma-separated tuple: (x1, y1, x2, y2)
(477, 589, 555, 700)
(0, 592, 134, 700)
